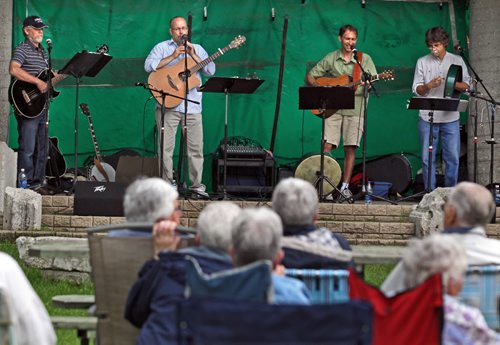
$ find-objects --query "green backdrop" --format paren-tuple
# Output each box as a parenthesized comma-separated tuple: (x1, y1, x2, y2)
(9, 0, 469, 191)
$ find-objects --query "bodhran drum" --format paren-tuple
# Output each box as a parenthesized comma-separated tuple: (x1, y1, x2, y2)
(294, 155, 341, 195)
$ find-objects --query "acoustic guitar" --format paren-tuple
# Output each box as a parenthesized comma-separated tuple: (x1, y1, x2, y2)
(9, 44, 109, 118)
(310, 70, 395, 118)
(79, 103, 116, 182)
(45, 136, 67, 179)
(147, 35, 246, 108)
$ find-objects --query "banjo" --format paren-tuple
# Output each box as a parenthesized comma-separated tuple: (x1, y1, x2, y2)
(79, 103, 116, 182)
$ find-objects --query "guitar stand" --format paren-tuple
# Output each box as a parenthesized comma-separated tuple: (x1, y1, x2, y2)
(298, 86, 355, 202)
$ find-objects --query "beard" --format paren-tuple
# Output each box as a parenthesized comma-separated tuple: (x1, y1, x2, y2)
(31, 35, 43, 44)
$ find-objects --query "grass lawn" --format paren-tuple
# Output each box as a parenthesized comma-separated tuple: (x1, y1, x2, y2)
(1, 240, 395, 345)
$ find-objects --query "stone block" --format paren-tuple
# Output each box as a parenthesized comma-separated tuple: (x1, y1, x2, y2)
(343, 222, 365, 233)
(42, 215, 54, 227)
(52, 196, 69, 207)
(409, 187, 451, 237)
(386, 205, 403, 216)
(70, 216, 93, 228)
(318, 203, 333, 214)
(367, 205, 387, 216)
(3, 187, 42, 230)
(92, 217, 111, 227)
(0, 142, 17, 213)
(110, 217, 126, 224)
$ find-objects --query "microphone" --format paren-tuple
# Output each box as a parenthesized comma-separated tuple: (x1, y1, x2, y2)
(351, 45, 358, 59)
(180, 34, 188, 44)
(454, 44, 463, 54)
(135, 82, 148, 87)
(46, 38, 53, 49)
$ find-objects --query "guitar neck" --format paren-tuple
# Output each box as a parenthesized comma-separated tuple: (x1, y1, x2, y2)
(347, 73, 381, 88)
(51, 73, 68, 86)
(86, 118, 103, 161)
(190, 45, 232, 74)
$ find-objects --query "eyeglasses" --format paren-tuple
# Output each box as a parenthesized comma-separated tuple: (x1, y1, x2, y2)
(171, 26, 188, 32)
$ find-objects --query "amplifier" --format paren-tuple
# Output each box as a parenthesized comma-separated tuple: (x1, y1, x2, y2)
(219, 145, 267, 159)
(74, 181, 126, 216)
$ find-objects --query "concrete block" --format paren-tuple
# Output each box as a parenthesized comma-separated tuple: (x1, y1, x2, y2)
(409, 187, 451, 237)
(3, 187, 42, 230)
(0, 142, 17, 213)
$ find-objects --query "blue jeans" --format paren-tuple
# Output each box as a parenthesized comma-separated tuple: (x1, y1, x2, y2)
(418, 118, 460, 190)
(15, 111, 48, 186)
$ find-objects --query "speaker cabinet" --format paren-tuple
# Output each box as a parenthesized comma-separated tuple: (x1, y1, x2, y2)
(74, 181, 126, 216)
(116, 156, 159, 185)
(213, 156, 275, 196)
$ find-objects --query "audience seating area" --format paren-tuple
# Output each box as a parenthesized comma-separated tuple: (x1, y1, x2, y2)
(460, 264, 500, 331)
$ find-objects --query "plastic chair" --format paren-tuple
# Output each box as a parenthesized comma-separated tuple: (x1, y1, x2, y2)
(177, 298, 373, 345)
(348, 268, 443, 345)
(460, 265, 500, 330)
(285, 268, 349, 304)
(87, 222, 194, 345)
(184, 256, 273, 302)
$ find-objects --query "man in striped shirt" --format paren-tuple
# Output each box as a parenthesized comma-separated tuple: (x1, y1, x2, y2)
(9, 16, 53, 190)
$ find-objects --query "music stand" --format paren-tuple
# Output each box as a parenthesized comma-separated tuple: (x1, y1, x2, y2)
(400, 97, 468, 201)
(299, 86, 355, 201)
(201, 77, 264, 199)
(59, 50, 112, 189)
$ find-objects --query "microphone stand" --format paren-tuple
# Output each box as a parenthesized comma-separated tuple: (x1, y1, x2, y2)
(352, 50, 396, 205)
(136, 83, 197, 183)
(43, 42, 55, 191)
(457, 47, 497, 223)
(177, 37, 191, 198)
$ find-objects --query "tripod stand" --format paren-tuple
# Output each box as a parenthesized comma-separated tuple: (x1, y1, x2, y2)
(200, 76, 264, 199)
(400, 97, 468, 201)
(298, 86, 354, 202)
(59, 46, 112, 190)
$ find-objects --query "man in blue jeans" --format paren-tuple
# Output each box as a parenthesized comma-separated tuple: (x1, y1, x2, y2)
(412, 27, 470, 190)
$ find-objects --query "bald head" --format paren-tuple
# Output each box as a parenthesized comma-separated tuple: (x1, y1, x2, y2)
(445, 182, 495, 228)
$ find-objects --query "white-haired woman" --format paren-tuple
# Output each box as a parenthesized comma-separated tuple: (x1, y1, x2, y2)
(403, 234, 500, 344)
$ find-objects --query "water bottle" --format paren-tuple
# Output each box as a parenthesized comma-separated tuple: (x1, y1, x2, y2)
(18, 168, 28, 189)
(364, 181, 373, 204)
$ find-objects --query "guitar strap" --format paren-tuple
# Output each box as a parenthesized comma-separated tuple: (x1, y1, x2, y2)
(352, 52, 363, 91)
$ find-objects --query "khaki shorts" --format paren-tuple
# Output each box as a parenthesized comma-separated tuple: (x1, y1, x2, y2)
(324, 113, 364, 147)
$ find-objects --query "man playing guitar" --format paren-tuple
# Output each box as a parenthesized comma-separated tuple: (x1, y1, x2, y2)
(9, 15, 60, 191)
(305, 24, 377, 201)
(144, 16, 215, 197)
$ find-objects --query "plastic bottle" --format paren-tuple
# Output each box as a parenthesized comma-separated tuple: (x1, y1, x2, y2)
(364, 181, 373, 204)
(18, 168, 28, 189)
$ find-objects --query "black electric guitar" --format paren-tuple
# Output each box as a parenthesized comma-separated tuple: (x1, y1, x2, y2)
(79, 103, 116, 182)
(9, 44, 109, 118)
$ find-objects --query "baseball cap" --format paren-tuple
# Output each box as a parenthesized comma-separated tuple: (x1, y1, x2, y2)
(23, 16, 48, 29)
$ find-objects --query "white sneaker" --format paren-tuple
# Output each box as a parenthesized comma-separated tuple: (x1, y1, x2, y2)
(189, 184, 209, 198)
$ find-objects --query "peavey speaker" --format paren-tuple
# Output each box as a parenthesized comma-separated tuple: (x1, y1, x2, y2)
(74, 181, 127, 216)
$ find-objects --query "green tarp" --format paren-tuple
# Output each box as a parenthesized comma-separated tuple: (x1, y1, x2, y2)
(9, 0, 468, 191)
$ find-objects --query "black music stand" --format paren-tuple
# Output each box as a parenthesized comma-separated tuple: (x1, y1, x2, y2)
(201, 77, 264, 199)
(299, 86, 355, 201)
(59, 50, 112, 189)
(400, 97, 468, 201)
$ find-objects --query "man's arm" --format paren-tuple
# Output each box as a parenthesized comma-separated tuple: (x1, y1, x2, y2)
(9, 60, 48, 93)
(305, 73, 317, 86)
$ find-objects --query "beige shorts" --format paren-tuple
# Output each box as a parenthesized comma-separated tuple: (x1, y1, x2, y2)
(324, 113, 364, 147)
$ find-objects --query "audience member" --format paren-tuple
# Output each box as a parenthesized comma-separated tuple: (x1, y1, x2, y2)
(108, 177, 180, 237)
(403, 234, 500, 344)
(0, 252, 56, 345)
(125, 201, 240, 345)
(231, 207, 311, 305)
(272, 177, 352, 268)
(382, 182, 500, 294)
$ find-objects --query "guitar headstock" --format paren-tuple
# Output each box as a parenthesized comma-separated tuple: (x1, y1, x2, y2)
(79, 103, 90, 117)
(379, 70, 395, 81)
(97, 44, 109, 54)
(229, 35, 246, 49)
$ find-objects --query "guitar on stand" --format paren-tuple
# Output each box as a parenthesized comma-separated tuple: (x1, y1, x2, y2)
(310, 70, 395, 118)
(79, 103, 115, 182)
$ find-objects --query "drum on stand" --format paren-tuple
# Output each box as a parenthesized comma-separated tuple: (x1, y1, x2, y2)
(294, 155, 341, 196)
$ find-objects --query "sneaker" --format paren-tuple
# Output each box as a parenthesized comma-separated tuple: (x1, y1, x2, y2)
(337, 188, 353, 203)
(189, 184, 209, 198)
(170, 180, 178, 191)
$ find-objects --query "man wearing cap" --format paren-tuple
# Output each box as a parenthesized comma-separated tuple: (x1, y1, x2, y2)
(9, 16, 57, 191)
